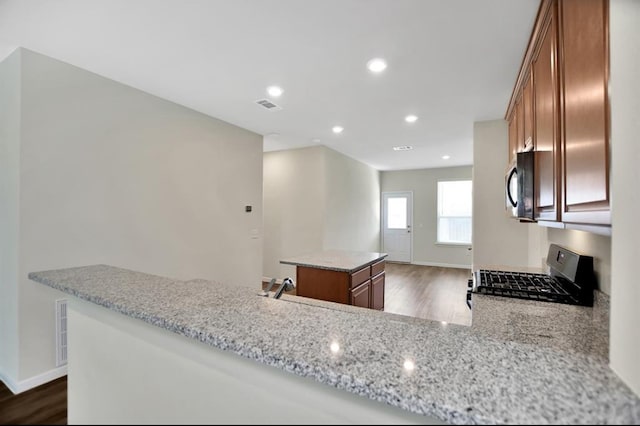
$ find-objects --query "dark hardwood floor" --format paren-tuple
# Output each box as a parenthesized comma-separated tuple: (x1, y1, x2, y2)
(0, 376, 67, 425)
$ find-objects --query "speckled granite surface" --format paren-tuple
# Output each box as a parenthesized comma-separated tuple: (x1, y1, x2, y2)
(279, 250, 387, 272)
(472, 290, 610, 361)
(29, 265, 640, 425)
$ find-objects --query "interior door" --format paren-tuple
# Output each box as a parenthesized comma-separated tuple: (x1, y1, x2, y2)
(382, 192, 412, 263)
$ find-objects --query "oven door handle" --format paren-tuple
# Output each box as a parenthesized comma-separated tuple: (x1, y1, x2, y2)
(506, 167, 518, 208)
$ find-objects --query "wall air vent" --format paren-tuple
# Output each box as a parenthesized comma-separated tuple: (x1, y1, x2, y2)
(255, 99, 283, 111)
(55, 299, 68, 366)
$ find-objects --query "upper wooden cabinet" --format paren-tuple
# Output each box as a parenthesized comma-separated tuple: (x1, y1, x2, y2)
(559, 0, 610, 225)
(533, 1, 560, 222)
(508, 108, 518, 165)
(507, 86, 530, 166)
(505, 0, 610, 230)
(522, 72, 534, 152)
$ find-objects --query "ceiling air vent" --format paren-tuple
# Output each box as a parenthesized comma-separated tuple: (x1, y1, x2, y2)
(255, 99, 283, 111)
(393, 145, 413, 151)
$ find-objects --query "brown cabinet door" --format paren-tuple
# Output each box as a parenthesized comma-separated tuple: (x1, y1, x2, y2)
(559, 0, 610, 225)
(516, 95, 525, 154)
(508, 93, 525, 166)
(523, 72, 534, 152)
(508, 111, 517, 166)
(370, 273, 385, 311)
(533, 2, 560, 222)
(350, 280, 371, 309)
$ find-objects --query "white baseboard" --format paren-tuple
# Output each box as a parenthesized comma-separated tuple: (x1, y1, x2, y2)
(411, 260, 471, 270)
(0, 365, 67, 395)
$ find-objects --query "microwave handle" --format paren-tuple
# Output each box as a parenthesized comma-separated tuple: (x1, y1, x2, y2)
(506, 167, 518, 207)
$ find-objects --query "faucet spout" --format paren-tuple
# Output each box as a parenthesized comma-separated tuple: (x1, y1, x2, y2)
(274, 277, 295, 299)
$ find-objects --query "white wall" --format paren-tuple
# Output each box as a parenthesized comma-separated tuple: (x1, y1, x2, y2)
(0, 48, 20, 385)
(263, 146, 326, 280)
(381, 167, 473, 268)
(609, 0, 640, 398)
(263, 146, 380, 281)
(2, 48, 263, 386)
(324, 148, 380, 253)
(472, 120, 531, 269)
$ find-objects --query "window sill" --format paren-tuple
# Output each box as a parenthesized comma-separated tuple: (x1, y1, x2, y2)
(435, 242, 472, 247)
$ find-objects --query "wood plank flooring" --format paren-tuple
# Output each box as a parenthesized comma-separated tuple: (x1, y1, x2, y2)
(0, 376, 67, 425)
(383, 263, 472, 326)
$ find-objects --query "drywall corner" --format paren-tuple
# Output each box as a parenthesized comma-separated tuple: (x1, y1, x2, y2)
(0, 47, 21, 387)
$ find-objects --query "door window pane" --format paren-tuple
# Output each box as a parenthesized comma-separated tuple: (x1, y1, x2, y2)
(387, 197, 407, 229)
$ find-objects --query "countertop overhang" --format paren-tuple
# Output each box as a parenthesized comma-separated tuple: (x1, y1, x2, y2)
(28, 264, 640, 425)
(279, 250, 387, 273)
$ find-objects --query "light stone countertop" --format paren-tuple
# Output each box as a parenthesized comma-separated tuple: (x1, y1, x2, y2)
(472, 291, 610, 361)
(279, 250, 387, 273)
(470, 264, 610, 360)
(28, 264, 640, 425)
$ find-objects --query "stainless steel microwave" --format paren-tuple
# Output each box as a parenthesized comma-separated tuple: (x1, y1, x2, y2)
(505, 150, 535, 221)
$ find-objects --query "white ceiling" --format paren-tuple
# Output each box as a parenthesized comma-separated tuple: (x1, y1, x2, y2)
(0, 0, 539, 171)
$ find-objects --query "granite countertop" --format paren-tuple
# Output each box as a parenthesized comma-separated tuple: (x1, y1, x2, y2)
(279, 250, 387, 273)
(470, 264, 610, 360)
(472, 291, 610, 361)
(29, 265, 640, 425)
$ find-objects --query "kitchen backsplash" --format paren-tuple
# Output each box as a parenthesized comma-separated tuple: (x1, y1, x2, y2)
(533, 226, 612, 295)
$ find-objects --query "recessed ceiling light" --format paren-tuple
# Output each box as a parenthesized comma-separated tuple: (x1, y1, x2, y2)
(366, 58, 387, 73)
(393, 146, 413, 151)
(405, 114, 418, 123)
(266, 85, 283, 98)
(442, 155, 451, 160)
(332, 126, 344, 134)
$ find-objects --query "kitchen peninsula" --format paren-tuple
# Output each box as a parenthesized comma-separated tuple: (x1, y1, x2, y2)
(280, 250, 387, 310)
(28, 264, 640, 424)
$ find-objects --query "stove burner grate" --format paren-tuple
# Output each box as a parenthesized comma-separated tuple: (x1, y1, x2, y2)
(474, 270, 579, 304)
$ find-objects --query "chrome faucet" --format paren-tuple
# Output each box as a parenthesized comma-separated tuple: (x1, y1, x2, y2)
(258, 277, 295, 299)
(273, 277, 295, 299)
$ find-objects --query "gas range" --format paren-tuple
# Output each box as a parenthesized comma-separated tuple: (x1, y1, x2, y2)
(466, 244, 595, 309)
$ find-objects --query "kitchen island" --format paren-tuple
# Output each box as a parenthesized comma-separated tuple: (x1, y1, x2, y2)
(29, 264, 640, 424)
(280, 250, 387, 310)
